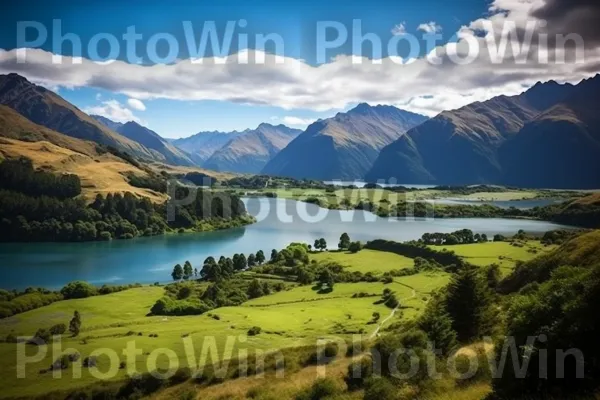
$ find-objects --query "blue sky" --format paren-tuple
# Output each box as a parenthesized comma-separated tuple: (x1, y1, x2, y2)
(0, 0, 596, 138)
(0, 0, 491, 137)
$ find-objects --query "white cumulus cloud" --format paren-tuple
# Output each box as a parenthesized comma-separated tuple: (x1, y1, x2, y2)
(417, 21, 442, 33)
(391, 22, 407, 36)
(282, 116, 317, 127)
(127, 98, 146, 111)
(84, 100, 140, 123)
(1, 0, 598, 117)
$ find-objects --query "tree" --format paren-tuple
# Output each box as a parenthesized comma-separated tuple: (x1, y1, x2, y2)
(485, 264, 502, 289)
(234, 253, 247, 270)
(445, 267, 494, 342)
(348, 241, 362, 253)
(247, 279, 264, 299)
(493, 234, 505, 242)
(418, 296, 457, 355)
(69, 311, 82, 337)
(314, 239, 320, 251)
(315, 238, 327, 251)
(296, 266, 315, 285)
(481, 233, 488, 242)
(338, 233, 350, 250)
(49, 323, 67, 336)
(255, 250, 265, 265)
(183, 261, 193, 280)
(270, 249, 278, 263)
(445, 234, 459, 245)
(194, 268, 198, 277)
(201, 262, 222, 282)
(318, 268, 335, 289)
(247, 253, 257, 267)
(171, 264, 184, 281)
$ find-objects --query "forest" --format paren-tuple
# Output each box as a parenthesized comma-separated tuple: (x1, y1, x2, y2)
(0, 157, 249, 242)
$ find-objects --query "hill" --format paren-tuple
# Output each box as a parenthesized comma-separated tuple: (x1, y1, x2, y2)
(262, 104, 427, 180)
(203, 123, 301, 173)
(366, 80, 577, 185)
(0, 73, 160, 162)
(172, 130, 244, 164)
(499, 74, 600, 189)
(93, 117, 195, 166)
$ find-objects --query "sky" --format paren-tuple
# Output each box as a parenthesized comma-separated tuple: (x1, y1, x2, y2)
(0, 0, 599, 138)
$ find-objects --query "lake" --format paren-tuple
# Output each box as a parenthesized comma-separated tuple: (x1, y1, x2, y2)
(0, 198, 572, 290)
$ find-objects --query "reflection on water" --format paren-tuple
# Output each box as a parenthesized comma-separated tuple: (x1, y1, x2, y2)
(0, 198, 572, 290)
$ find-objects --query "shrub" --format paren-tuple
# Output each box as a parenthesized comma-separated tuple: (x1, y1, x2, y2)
(169, 367, 192, 385)
(99, 231, 112, 241)
(323, 342, 338, 358)
(61, 281, 97, 299)
(248, 326, 262, 336)
(363, 377, 399, 400)
(49, 323, 67, 336)
(295, 377, 340, 400)
(346, 356, 374, 390)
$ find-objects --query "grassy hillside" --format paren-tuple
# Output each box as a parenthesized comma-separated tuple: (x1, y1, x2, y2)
(310, 249, 414, 274)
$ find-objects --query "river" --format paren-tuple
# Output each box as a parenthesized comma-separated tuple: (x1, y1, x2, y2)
(0, 198, 572, 290)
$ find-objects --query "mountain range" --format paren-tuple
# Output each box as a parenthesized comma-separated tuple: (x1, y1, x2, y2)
(365, 75, 600, 189)
(1, 72, 600, 189)
(92, 117, 194, 166)
(262, 104, 428, 180)
(203, 123, 301, 173)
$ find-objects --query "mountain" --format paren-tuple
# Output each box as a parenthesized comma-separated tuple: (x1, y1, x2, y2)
(261, 104, 428, 180)
(91, 115, 124, 132)
(366, 80, 578, 185)
(0, 73, 157, 160)
(499, 74, 600, 189)
(203, 123, 302, 173)
(0, 105, 167, 202)
(172, 130, 245, 163)
(93, 117, 194, 166)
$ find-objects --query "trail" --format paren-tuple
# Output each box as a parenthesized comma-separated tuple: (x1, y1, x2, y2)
(369, 284, 417, 339)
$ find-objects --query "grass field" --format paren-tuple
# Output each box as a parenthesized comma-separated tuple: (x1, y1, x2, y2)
(0, 266, 449, 398)
(429, 241, 558, 274)
(309, 249, 414, 274)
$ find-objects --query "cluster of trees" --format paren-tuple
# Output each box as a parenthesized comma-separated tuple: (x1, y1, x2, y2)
(365, 239, 465, 268)
(170, 250, 267, 282)
(337, 232, 362, 253)
(313, 238, 327, 251)
(0, 157, 81, 199)
(420, 229, 488, 245)
(31, 310, 82, 345)
(0, 157, 248, 243)
(126, 172, 167, 193)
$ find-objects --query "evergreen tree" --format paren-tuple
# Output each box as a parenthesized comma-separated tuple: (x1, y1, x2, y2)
(445, 266, 494, 342)
(255, 250, 265, 265)
(338, 232, 351, 250)
(318, 238, 327, 251)
(270, 249, 278, 263)
(69, 311, 82, 337)
(247, 253, 257, 267)
(418, 295, 457, 355)
(247, 279, 264, 299)
(171, 264, 184, 280)
(183, 261, 193, 280)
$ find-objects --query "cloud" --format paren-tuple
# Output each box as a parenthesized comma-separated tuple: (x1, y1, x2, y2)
(282, 116, 317, 127)
(84, 100, 139, 123)
(417, 21, 442, 34)
(391, 22, 406, 36)
(531, 0, 600, 47)
(1, 0, 599, 117)
(127, 98, 146, 111)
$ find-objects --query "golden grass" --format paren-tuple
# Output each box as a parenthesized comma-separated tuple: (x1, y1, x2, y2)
(148, 354, 355, 400)
(0, 137, 167, 202)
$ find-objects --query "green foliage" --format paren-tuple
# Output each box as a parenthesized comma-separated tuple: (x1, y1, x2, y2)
(348, 241, 362, 253)
(295, 377, 340, 400)
(69, 311, 82, 337)
(363, 377, 401, 400)
(418, 294, 457, 355)
(345, 356, 374, 390)
(0, 157, 80, 199)
(247, 326, 262, 336)
(171, 264, 184, 281)
(338, 232, 351, 250)
(183, 261, 193, 280)
(365, 239, 465, 269)
(493, 263, 600, 397)
(61, 281, 97, 299)
(445, 267, 494, 342)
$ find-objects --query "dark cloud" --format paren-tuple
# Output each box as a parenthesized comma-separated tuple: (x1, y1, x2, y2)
(531, 0, 600, 47)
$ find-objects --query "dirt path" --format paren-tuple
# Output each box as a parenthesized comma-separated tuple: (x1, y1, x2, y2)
(369, 285, 417, 339)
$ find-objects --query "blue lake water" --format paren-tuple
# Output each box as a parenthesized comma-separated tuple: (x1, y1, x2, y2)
(0, 198, 572, 290)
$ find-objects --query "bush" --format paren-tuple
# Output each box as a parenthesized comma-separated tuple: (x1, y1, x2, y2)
(363, 377, 400, 400)
(295, 377, 340, 400)
(99, 231, 112, 241)
(345, 356, 374, 390)
(61, 281, 97, 299)
(169, 367, 192, 385)
(323, 342, 338, 358)
(248, 326, 262, 336)
(49, 323, 67, 336)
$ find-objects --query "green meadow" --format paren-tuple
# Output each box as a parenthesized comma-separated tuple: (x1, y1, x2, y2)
(309, 249, 414, 274)
(429, 240, 557, 274)
(0, 255, 450, 398)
